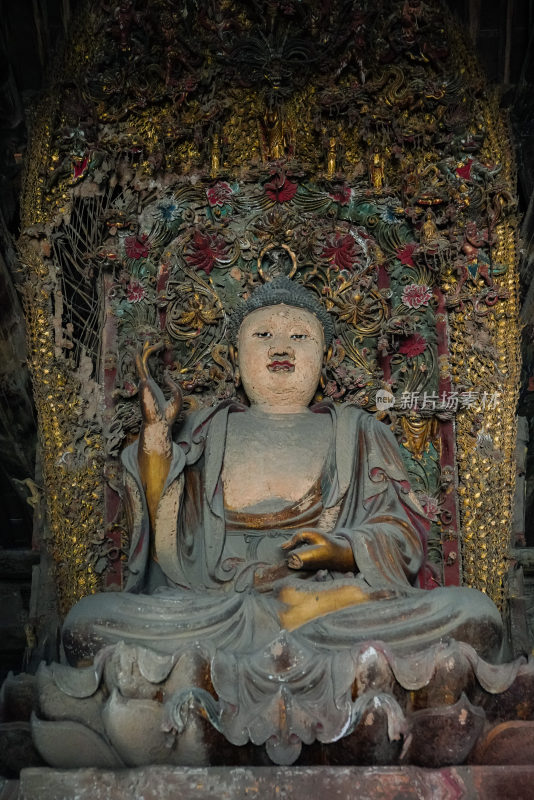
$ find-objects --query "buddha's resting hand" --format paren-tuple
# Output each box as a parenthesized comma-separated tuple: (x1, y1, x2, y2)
(282, 531, 356, 572)
(136, 341, 182, 433)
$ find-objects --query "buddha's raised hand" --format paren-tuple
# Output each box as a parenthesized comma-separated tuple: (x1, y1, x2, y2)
(282, 531, 356, 572)
(135, 341, 182, 428)
(136, 341, 182, 533)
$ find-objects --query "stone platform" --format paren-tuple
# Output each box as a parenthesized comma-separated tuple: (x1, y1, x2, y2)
(2, 766, 534, 800)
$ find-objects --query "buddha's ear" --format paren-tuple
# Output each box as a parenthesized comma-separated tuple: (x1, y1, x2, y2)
(324, 344, 333, 365)
(229, 344, 237, 366)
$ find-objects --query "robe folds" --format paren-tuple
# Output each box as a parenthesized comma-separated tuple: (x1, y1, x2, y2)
(63, 402, 503, 664)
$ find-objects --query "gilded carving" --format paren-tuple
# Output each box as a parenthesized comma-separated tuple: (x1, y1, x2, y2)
(17, 0, 519, 614)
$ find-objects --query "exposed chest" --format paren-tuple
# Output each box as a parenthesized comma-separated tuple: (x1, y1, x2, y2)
(221, 412, 332, 511)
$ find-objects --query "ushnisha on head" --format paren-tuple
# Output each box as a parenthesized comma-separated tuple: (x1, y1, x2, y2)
(230, 277, 334, 413)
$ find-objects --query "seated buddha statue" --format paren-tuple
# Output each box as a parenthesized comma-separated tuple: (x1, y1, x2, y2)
(63, 277, 502, 668)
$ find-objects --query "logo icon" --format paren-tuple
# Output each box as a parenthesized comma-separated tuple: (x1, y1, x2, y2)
(376, 389, 395, 411)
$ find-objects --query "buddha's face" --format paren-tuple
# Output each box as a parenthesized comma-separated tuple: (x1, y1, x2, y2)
(237, 304, 325, 412)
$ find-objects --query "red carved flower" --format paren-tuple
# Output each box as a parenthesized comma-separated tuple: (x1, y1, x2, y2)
(206, 181, 233, 207)
(328, 185, 352, 206)
(127, 280, 147, 303)
(125, 233, 150, 259)
(322, 233, 358, 270)
(265, 174, 298, 203)
(185, 230, 229, 274)
(456, 158, 473, 180)
(401, 283, 432, 309)
(396, 243, 416, 267)
(398, 333, 427, 357)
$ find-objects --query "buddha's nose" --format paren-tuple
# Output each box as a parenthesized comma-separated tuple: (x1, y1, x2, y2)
(268, 341, 295, 358)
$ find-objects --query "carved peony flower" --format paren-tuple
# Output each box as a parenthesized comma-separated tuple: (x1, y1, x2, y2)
(398, 333, 427, 358)
(265, 174, 298, 203)
(322, 233, 358, 271)
(185, 230, 229, 274)
(126, 280, 147, 303)
(328, 185, 352, 206)
(206, 181, 234, 207)
(378, 205, 399, 224)
(124, 234, 150, 259)
(401, 283, 432, 309)
(174, 294, 221, 331)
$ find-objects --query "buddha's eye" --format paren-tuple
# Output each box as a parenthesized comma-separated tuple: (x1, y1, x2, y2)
(253, 331, 272, 338)
(290, 333, 308, 340)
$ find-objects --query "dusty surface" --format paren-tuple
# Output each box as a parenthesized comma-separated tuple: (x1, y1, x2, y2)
(12, 765, 534, 800)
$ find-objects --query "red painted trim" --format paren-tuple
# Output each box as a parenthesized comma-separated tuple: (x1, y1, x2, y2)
(435, 287, 460, 587)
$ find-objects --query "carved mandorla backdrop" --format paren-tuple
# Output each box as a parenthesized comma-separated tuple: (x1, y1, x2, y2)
(17, 0, 519, 615)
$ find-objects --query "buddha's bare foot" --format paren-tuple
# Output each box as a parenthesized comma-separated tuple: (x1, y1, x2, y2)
(278, 583, 376, 631)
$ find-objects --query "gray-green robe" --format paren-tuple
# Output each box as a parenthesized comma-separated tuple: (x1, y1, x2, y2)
(63, 402, 502, 664)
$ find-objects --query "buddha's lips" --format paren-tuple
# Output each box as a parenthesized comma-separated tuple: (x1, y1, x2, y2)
(268, 360, 295, 372)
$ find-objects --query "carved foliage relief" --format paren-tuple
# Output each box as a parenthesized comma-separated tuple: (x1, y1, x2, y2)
(19, 0, 519, 613)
